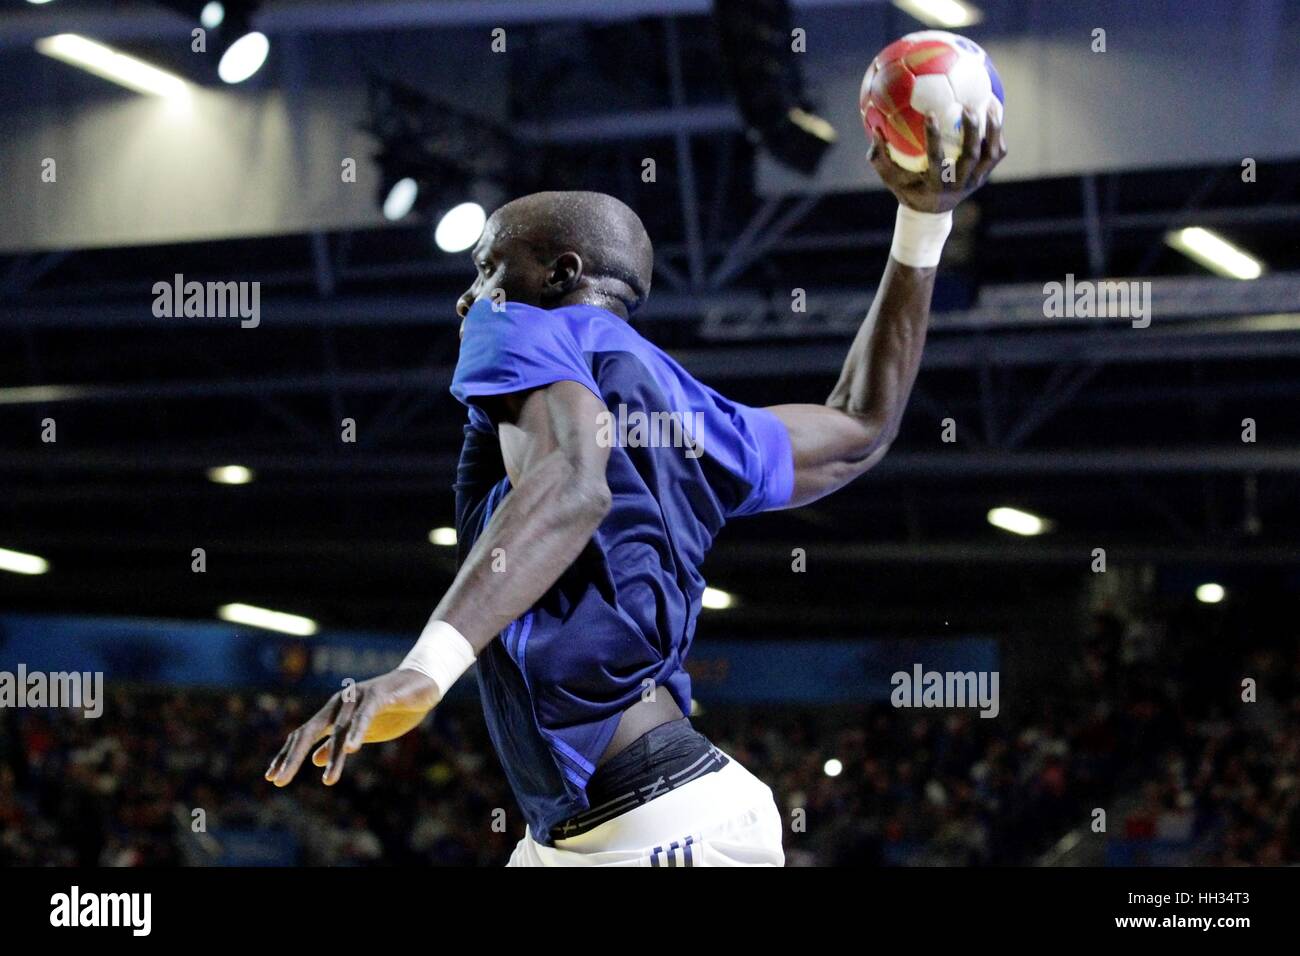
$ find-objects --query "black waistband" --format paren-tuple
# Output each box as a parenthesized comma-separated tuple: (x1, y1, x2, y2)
(552, 718, 728, 841)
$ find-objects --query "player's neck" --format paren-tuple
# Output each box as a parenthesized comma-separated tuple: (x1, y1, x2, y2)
(548, 289, 630, 320)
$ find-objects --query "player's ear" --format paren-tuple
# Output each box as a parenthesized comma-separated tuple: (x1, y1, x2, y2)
(546, 251, 584, 297)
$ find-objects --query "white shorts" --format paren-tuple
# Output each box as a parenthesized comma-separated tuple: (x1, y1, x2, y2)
(506, 755, 785, 867)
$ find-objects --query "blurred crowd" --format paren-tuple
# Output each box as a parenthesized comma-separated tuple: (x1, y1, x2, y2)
(725, 617, 1299, 866)
(0, 692, 515, 867)
(1, 614, 1295, 866)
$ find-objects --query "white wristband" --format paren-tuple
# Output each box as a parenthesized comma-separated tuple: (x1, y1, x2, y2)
(889, 204, 953, 269)
(399, 620, 477, 698)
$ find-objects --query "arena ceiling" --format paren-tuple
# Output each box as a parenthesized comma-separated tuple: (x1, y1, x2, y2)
(1, 0, 1298, 641)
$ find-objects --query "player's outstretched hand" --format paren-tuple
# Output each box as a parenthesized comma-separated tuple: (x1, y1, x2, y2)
(868, 105, 1006, 214)
(264, 669, 441, 787)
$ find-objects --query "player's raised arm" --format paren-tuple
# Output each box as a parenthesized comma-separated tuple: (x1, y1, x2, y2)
(765, 107, 1005, 508)
(265, 378, 611, 788)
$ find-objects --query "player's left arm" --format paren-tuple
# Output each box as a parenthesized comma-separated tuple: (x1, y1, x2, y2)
(765, 107, 1005, 508)
(265, 379, 611, 787)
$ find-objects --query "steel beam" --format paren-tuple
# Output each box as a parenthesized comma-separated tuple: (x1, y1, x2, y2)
(4, 317, 1300, 411)
(665, 18, 707, 288)
(2, 448, 1298, 477)
(0, 0, 883, 48)
(9, 274, 1298, 332)
(5, 530, 1296, 568)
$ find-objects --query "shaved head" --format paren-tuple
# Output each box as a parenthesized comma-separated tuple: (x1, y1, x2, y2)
(475, 191, 654, 315)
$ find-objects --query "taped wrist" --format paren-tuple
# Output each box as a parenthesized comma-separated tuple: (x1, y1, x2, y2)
(398, 620, 476, 698)
(890, 204, 953, 268)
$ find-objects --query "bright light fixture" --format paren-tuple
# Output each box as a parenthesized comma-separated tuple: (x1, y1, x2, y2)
(383, 178, 419, 221)
(892, 0, 983, 28)
(0, 547, 50, 576)
(987, 506, 1050, 537)
(701, 587, 733, 610)
(435, 202, 487, 253)
(207, 465, 254, 485)
(218, 603, 318, 636)
(218, 31, 269, 84)
(35, 34, 191, 100)
(824, 758, 844, 777)
(428, 527, 458, 547)
(1166, 227, 1263, 280)
(200, 2, 226, 29)
(1195, 583, 1226, 605)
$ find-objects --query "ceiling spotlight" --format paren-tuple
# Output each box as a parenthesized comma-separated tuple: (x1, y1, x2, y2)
(200, 2, 226, 29)
(987, 506, 1051, 536)
(1195, 583, 1226, 605)
(893, 0, 984, 28)
(0, 546, 50, 576)
(365, 77, 517, 225)
(382, 176, 421, 221)
(373, 139, 441, 222)
(207, 465, 254, 485)
(218, 30, 269, 84)
(823, 758, 844, 777)
(428, 527, 458, 547)
(434, 202, 487, 253)
(1166, 227, 1264, 280)
(218, 603, 317, 636)
(211, 4, 269, 84)
(702, 587, 734, 610)
(35, 34, 191, 101)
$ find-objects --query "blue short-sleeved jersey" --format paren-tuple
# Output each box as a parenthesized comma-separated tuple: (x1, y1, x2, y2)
(449, 299, 793, 844)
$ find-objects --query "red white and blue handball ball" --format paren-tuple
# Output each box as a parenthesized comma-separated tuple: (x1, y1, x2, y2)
(859, 31, 1005, 174)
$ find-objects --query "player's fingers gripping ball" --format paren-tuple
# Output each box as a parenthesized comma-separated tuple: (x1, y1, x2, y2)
(860, 30, 1005, 173)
